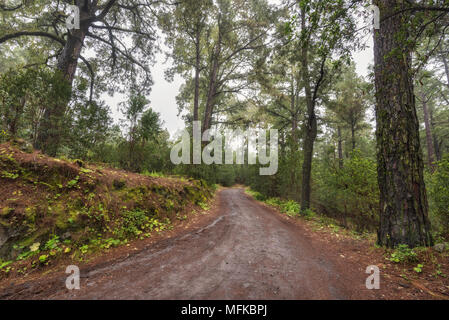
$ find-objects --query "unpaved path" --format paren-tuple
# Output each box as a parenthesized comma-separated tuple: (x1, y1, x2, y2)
(1, 188, 378, 300)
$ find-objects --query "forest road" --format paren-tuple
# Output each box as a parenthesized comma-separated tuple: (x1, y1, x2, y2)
(1, 188, 375, 299)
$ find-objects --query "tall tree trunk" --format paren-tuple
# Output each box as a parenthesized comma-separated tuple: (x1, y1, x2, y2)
(338, 126, 344, 169)
(430, 108, 441, 161)
(202, 18, 222, 134)
(421, 93, 436, 171)
(373, 0, 432, 248)
(300, 7, 318, 212)
(57, 29, 88, 85)
(351, 124, 356, 151)
(193, 28, 201, 122)
(37, 6, 90, 156)
(442, 53, 449, 89)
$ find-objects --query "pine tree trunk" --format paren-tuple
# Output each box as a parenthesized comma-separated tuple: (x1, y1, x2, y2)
(37, 5, 90, 155)
(442, 53, 449, 89)
(194, 28, 201, 122)
(202, 17, 222, 134)
(299, 7, 318, 212)
(430, 108, 441, 161)
(338, 126, 344, 169)
(373, 0, 433, 248)
(351, 123, 356, 151)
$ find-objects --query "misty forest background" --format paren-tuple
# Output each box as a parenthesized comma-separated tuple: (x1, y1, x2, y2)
(1, 0, 449, 248)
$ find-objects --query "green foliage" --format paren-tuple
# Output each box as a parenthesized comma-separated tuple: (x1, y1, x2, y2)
(280, 200, 300, 217)
(414, 264, 424, 273)
(38, 254, 48, 264)
(116, 209, 171, 239)
(0, 260, 13, 273)
(247, 188, 302, 218)
(79, 245, 89, 255)
(67, 176, 80, 189)
(302, 208, 317, 219)
(44, 235, 61, 251)
(246, 189, 266, 201)
(198, 202, 210, 211)
(427, 154, 449, 236)
(1, 171, 19, 179)
(389, 245, 418, 264)
(315, 150, 379, 231)
(142, 170, 166, 178)
(100, 238, 121, 249)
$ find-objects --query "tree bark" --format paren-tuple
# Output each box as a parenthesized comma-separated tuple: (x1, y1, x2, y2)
(338, 126, 344, 169)
(442, 53, 449, 89)
(430, 108, 441, 161)
(351, 123, 356, 151)
(36, 4, 91, 155)
(193, 27, 201, 122)
(373, 0, 433, 248)
(202, 17, 222, 134)
(299, 9, 317, 212)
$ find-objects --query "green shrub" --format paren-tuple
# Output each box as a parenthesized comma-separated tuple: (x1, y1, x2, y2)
(120, 209, 149, 237)
(280, 200, 300, 216)
(246, 189, 266, 201)
(302, 208, 316, 219)
(265, 198, 282, 206)
(389, 244, 418, 263)
(142, 170, 165, 178)
(315, 150, 379, 231)
(427, 154, 449, 236)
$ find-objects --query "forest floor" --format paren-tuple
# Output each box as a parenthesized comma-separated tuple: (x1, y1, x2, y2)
(1, 187, 448, 300)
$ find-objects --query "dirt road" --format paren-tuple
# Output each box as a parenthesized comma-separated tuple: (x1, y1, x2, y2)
(1, 188, 378, 300)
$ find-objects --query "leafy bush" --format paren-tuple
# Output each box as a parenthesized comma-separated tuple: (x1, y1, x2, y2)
(246, 189, 266, 201)
(255, 194, 301, 218)
(389, 244, 418, 263)
(142, 170, 166, 178)
(427, 154, 449, 236)
(280, 200, 300, 217)
(302, 208, 317, 219)
(120, 209, 150, 237)
(265, 198, 282, 207)
(315, 150, 379, 232)
(44, 235, 61, 252)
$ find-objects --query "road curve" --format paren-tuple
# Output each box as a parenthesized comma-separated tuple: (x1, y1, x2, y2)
(2, 188, 372, 300)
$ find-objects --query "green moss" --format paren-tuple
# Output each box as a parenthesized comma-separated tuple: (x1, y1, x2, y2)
(0, 218, 11, 227)
(18, 228, 50, 248)
(164, 199, 175, 211)
(24, 207, 36, 223)
(1, 207, 13, 216)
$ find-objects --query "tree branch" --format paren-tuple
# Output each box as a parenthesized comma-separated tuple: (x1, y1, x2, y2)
(0, 31, 65, 46)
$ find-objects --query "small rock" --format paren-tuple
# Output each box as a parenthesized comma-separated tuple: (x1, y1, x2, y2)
(61, 232, 72, 240)
(433, 243, 448, 253)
